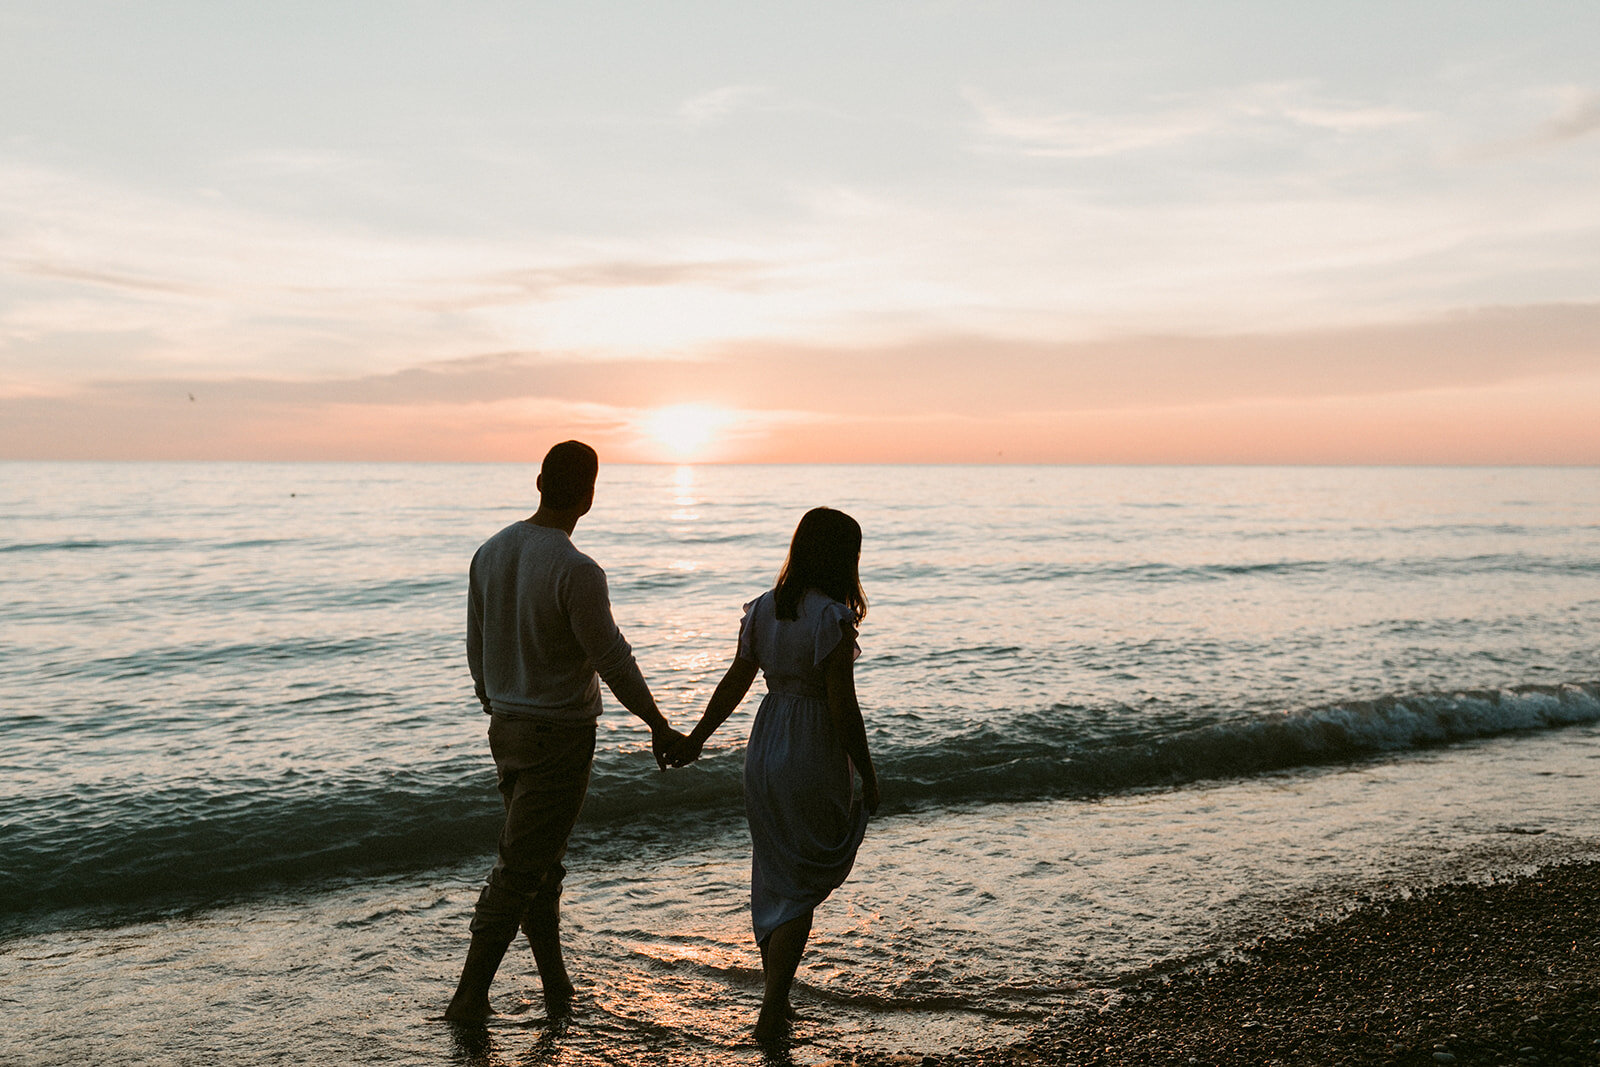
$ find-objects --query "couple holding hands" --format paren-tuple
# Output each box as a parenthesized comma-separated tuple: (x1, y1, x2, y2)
(444, 441, 878, 1040)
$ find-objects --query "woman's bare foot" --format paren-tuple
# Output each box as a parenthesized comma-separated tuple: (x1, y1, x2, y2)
(754, 911, 812, 1041)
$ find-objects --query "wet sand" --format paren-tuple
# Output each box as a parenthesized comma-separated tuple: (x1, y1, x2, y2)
(837, 861, 1600, 1067)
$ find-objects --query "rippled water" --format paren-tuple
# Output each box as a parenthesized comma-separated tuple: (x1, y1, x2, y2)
(2, 462, 1598, 1064)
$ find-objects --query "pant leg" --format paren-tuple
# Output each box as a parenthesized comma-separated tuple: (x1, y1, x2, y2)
(469, 715, 596, 942)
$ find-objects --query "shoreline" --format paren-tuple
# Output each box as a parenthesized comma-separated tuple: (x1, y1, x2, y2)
(837, 861, 1600, 1067)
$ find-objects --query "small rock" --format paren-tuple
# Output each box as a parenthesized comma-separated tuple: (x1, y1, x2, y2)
(1432, 1054, 1457, 1064)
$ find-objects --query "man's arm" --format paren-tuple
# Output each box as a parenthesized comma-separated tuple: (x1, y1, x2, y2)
(566, 563, 683, 767)
(466, 559, 491, 713)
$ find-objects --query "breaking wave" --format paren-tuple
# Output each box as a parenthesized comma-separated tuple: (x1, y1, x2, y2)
(3, 678, 1594, 937)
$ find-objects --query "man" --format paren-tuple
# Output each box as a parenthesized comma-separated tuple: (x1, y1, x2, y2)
(445, 440, 683, 1022)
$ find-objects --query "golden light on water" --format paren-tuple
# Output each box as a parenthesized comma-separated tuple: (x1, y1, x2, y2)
(639, 404, 737, 461)
(671, 463, 699, 516)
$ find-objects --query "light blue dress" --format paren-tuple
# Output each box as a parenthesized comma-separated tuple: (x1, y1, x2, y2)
(738, 588, 870, 945)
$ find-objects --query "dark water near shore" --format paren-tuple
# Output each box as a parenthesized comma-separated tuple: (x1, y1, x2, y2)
(2, 463, 1598, 1064)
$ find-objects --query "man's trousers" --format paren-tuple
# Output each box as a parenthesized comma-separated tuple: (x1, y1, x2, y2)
(469, 715, 596, 944)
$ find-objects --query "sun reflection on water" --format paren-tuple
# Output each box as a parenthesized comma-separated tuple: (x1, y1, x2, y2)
(671, 464, 701, 519)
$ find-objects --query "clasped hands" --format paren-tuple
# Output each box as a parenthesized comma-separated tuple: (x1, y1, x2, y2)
(650, 724, 705, 771)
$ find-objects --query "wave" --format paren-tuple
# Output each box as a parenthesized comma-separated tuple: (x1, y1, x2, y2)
(900, 680, 1600, 803)
(933, 554, 1600, 586)
(56, 635, 397, 680)
(3, 679, 1595, 937)
(0, 538, 179, 554)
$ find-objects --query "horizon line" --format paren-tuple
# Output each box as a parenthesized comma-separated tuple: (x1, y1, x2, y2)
(4, 458, 1597, 469)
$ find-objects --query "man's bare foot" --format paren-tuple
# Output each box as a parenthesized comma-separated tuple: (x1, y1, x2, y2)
(442, 994, 493, 1023)
(526, 916, 574, 1020)
(446, 930, 513, 1024)
(543, 980, 576, 1019)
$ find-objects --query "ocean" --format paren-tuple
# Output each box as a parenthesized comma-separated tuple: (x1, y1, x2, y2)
(2, 462, 1598, 1065)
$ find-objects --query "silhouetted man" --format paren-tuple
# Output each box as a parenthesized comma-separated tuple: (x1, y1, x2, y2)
(445, 440, 683, 1021)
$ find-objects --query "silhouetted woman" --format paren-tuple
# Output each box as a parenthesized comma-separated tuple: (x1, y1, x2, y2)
(672, 506, 879, 1039)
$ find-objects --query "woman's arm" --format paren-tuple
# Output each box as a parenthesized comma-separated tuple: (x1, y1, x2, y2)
(670, 656, 759, 766)
(823, 631, 879, 814)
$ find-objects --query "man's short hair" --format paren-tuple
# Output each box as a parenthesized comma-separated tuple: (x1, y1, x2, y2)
(540, 440, 599, 509)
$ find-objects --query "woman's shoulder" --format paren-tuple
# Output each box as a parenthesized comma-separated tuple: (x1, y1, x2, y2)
(739, 589, 778, 632)
(800, 588, 857, 622)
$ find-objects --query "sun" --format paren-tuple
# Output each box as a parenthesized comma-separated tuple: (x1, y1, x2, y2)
(639, 403, 737, 460)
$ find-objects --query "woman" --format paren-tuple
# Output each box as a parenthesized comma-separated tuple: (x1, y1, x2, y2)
(671, 506, 879, 1039)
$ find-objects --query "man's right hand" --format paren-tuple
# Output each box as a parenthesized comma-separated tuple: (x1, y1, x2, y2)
(664, 731, 704, 768)
(651, 724, 688, 771)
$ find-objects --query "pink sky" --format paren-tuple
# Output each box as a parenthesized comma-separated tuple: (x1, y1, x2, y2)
(4, 303, 1596, 464)
(3, 5, 1598, 463)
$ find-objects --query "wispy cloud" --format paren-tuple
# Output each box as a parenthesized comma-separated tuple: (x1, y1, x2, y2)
(678, 84, 772, 126)
(0, 162, 797, 374)
(1534, 89, 1600, 145)
(965, 90, 1214, 157)
(1462, 86, 1600, 160)
(466, 258, 776, 303)
(14, 261, 211, 298)
(19, 300, 1597, 413)
(966, 82, 1425, 158)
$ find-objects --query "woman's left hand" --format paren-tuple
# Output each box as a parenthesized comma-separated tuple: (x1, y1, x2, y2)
(665, 732, 704, 768)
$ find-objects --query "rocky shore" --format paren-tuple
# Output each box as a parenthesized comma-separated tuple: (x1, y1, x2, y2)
(837, 861, 1600, 1067)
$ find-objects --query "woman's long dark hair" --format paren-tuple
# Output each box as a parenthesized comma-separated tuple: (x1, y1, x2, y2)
(773, 507, 867, 621)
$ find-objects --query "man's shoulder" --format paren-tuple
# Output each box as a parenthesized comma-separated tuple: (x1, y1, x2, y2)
(476, 520, 573, 551)
(560, 543, 606, 585)
(473, 521, 528, 560)
(471, 521, 545, 569)
(473, 522, 603, 574)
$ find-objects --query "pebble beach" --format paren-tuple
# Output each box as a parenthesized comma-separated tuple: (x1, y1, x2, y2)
(840, 861, 1600, 1067)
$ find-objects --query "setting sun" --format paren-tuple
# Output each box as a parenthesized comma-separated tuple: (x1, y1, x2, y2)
(639, 403, 738, 460)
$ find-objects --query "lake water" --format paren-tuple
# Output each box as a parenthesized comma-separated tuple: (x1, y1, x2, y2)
(2, 462, 1598, 1065)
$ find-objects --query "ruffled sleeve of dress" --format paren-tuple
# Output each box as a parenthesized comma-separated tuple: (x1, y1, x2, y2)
(736, 596, 763, 664)
(812, 599, 861, 666)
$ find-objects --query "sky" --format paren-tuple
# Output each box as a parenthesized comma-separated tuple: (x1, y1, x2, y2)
(2, 1, 1597, 463)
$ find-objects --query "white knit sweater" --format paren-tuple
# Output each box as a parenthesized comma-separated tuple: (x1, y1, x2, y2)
(466, 521, 649, 721)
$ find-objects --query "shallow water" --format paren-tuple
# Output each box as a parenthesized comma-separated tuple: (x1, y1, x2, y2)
(7, 724, 1599, 1066)
(2, 462, 1598, 1062)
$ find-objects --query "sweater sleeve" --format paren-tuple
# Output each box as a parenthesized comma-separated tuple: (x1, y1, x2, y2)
(466, 550, 490, 711)
(566, 561, 653, 715)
